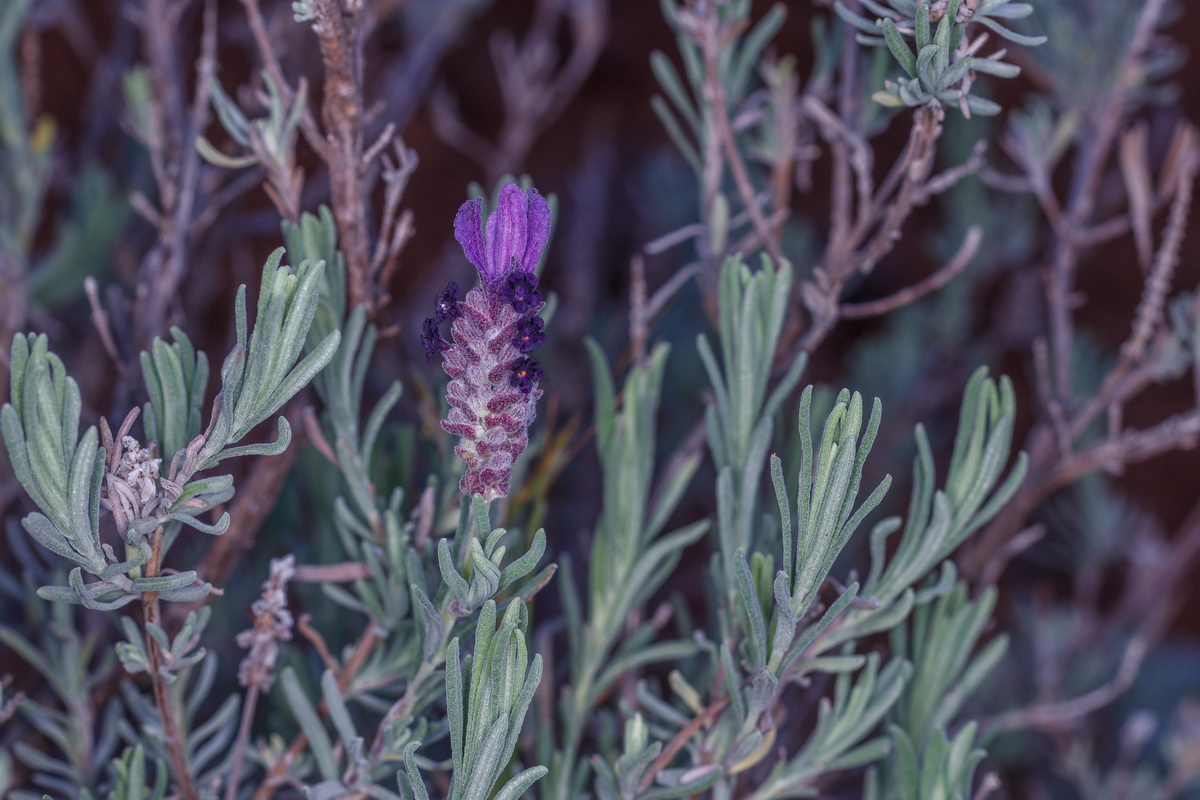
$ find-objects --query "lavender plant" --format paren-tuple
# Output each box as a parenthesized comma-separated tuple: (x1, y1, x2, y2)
(5, 0, 1200, 798)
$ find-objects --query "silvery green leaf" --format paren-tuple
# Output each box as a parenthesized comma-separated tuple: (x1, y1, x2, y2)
(169, 474, 234, 508)
(497, 529, 546, 591)
(399, 741, 432, 800)
(411, 584, 445, 662)
(100, 544, 151, 581)
(163, 510, 230, 536)
(438, 537, 471, 602)
(729, 4, 787, 101)
(207, 77, 251, 146)
(320, 671, 360, 753)
(975, 15, 1047, 46)
(650, 51, 700, 136)
(141, 327, 208, 466)
(197, 416, 292, 470)
(491, 767, 550, 800)
(641, 765, 722, 800)
(735, 548, 768, 669)
(280, 668, 338, 780)
(883, 18, 917, 76)
(969, 57, 1021, 78)
(129, 572, 201, 593)
(833, 2, 884, 35)
(195, 137, 258, 169)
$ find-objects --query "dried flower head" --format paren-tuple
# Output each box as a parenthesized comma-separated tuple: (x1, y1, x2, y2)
(423, 183, 551, 501)
(236, 555, 295, 690)
(101, 432, 166, 536)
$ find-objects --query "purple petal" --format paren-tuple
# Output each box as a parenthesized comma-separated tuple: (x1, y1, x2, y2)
(454, 197, 486, 274)
(484, 184, 531, 282)
(517, 188, 551, 273)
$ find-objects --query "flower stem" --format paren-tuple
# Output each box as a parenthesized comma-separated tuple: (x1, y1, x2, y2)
(225, 683, 259, 800)
(141, 526, 199, 800)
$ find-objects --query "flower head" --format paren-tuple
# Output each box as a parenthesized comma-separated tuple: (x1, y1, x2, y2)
(425, 183, 553, 501)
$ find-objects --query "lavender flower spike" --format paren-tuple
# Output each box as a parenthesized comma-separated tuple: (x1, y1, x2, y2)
(428, 183, 551, 501)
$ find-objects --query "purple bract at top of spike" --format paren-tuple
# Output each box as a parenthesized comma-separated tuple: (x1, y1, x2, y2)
(453, 184, 551, 288)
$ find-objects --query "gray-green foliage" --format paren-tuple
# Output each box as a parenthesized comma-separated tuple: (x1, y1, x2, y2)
(115, 607, 211, 684)
(763, 385, 890, 673)
(541, 342, 707, 800)
(749, 656, 911, 800)
(869, 723, 986, 800)
(0, 249, 339, 609)
(0, 0, 48, 260)
(0, 600, 120, 798)
(859, 368, 1027, 610)
(698, 256, 807, 619)
(1025, 0, 1181, 108)
(140, 328, 208, 481)
(402, 601, 546, 800)
(99, 746, 168, 800)
(198, 72, 307, 171)
(2, 333, 107, 578)
(600, 269, 1026, 799)
(191, 250, 339, 472)
(889, 584, 1006, 751)
(863, 583, 1006, 800)
(653, 0, 786, 181)
(118, 649, 240, 790)
(835, 0, 1045, 115)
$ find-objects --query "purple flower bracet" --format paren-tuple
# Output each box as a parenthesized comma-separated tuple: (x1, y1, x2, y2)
(454, 183, 551, 286)
(425, 183, 551, 501)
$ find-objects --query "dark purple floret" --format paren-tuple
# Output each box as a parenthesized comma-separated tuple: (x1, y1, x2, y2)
(421, 317, 449, 361)
(509, 356, 543, 395)
(500, 272, 543, 315)
(512, 315, 547, 353)
(434, 281, 462, 321)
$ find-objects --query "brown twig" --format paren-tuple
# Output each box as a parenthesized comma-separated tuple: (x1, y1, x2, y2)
(238, 0, 326, 157)
(637, 695, 731, 793)
(800, 105, 944, 354)
(225, 683, 260, 800)
(1119, 147, 1197, 366)
(840, 225, 982, 319)
(310, 0, 374, 315)
(702, 22, 785, 268)
(1045, 0, 1171, 402)
(132, 0, 218, 349)
(142, 526, 200, 800)
(292, 562, 374, 583)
